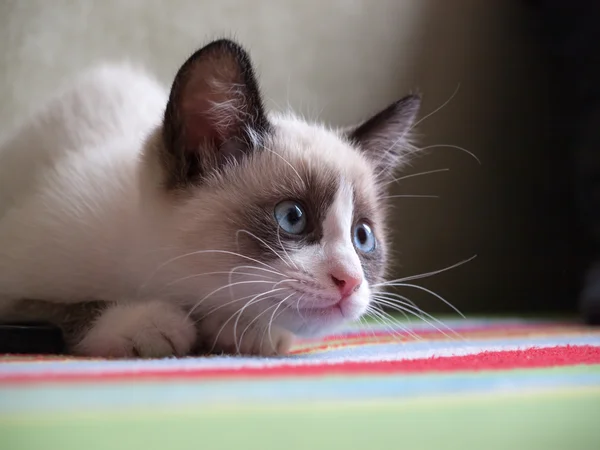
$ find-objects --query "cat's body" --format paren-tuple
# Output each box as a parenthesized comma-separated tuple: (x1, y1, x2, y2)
(0, 65, 168, 306)
(0, 40, 420, 357)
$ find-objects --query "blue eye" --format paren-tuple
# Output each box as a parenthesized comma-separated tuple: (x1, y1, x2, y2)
(353, 221, 376, 253)
(274, 201, 307, 235)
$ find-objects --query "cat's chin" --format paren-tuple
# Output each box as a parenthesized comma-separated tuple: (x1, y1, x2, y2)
(282, 296, 369, 337)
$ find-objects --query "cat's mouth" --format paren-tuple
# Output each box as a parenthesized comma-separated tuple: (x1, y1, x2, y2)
(288, 287, 339, 305)
(298, 300, 344, 317)
(292, 291, 357, 320)
(277, 288, 368, 337)
(271, 281, 368, 332)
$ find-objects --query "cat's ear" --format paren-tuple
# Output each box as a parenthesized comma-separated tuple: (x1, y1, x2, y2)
(347, 94, 421, 181)
(161, 39, 270, 188)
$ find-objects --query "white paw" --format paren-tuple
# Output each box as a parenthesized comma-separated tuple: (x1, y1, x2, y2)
(198, 319, 294, 357)
(74, 300, 196, 358)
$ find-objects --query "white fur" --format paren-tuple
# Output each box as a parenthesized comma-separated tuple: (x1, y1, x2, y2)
(0, 65, 169, 305)
(0, 63, 387, 358)
(75, 300, 196, 357)
(270, 180, 370, 336)
(322, 180, 362, 287)
(0, 65, 188, 357)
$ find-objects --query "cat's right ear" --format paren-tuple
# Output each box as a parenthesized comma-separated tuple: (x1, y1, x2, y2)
(347, 94, 421, 182)
(161, 39, 270, 188)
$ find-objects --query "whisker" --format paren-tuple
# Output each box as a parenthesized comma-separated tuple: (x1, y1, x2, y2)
(357, 315, 379, 339)
(161, 270, 275, 291)
(373, 85, 462, 177)
(367, 302, 422, 341)
(417, 144, 481, 165)
(259, 300, 295, 354)
(236, 229, 292, 270)
(232, 290, 290, 353)
(373, 255, 477, 287)
(373, 289, 422, 314)
(373, 293, 464, 340)
(379, 283, 465, 319)
(137, 249, 282, 295)
(383, 194, 439, 200)
(375, 290, 460, 330)
(295, 294, 307, 323)
(277, 225, 299, 271)
(196, 288, 287, 322)
(209, 293, 284, 354)
(378, 307, 424, 341)
(237, 300, 289, 354)
(272, 278, 296, 288)
(364, 305, 406, 340)
(367, 302, 422, 339)
(408, 84, 461, 135)
(186, 280, 281, 319)
(361, 312, 403, 342)
(227, 264, 286, 303)
(261, 292, 295, 350)
(385, 168, 450, 187)
(229, 265, 287, 278)
(371, 294, 428, 331)
(266, 293, 295, 352)
(372, 297, 457, 340)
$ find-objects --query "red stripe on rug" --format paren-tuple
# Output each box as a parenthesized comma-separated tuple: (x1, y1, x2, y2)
(1, 345, 599, 385)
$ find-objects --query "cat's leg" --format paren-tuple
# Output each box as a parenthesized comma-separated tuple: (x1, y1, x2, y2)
(196, 317, 293, 357)
(74, 300, 196, 358)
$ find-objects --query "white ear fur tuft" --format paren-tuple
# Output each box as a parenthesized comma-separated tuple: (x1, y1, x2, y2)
(161, 39, 270, 188)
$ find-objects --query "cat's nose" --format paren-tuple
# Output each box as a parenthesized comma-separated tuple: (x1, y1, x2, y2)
(330, 271, 362, 298)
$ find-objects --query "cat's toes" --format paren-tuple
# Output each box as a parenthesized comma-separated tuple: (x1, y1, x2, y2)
(255, 326, 293, 356)
(74, 300, 196, 358)
(199, 321, 293, 357)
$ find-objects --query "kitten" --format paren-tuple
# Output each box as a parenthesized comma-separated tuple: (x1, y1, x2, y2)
(0, 39, 420, 358)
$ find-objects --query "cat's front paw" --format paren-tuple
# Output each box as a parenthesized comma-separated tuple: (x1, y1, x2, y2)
(74, 300, 196, 358)
(198, 320, 293, 357)
(241, 325, 293, 356)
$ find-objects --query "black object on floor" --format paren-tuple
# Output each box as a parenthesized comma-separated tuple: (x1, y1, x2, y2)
(0, 322, 65, 354)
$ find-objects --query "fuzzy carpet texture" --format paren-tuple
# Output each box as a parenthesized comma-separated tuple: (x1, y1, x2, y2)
(0, 317, 599, 450)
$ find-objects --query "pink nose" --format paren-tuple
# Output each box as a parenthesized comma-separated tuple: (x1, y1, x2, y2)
(330, 271, 362, 298)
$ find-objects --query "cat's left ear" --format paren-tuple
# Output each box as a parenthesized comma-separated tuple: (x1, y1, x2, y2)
(347, 94, 421, 181)
(161, 39, 270, 188)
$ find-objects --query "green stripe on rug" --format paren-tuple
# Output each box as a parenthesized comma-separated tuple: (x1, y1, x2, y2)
(2, 388, 599, 450)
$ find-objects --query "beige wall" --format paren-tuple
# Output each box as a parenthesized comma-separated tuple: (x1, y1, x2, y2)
(0, 0, 550, 313)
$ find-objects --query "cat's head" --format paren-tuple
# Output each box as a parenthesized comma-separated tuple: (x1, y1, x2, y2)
(154, 39, 420, 339)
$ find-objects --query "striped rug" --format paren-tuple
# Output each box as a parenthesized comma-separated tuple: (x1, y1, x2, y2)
(1, 317, 600, 450)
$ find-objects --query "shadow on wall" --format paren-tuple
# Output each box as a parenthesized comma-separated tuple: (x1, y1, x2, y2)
(385, 0, 580, 315)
